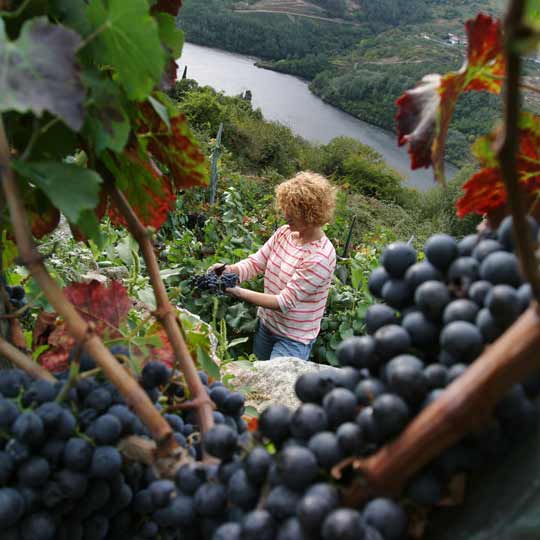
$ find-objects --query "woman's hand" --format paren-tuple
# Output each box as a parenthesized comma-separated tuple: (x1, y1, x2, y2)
(208, 262, 227, 275)
(225, 286, 242, 298)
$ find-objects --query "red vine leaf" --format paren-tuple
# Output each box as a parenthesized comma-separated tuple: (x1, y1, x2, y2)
(10, 318, 27, 350)
(32, 311, 58, 349)
(456, 168, 507, 217)
(39, 328, 75, 373)
(147, 327, 175, 368)
(396, 13, 505, 183)
(103, 148, 177, 230)
(30, 202, 60, 239)
(150, 0, 183, 16)
(64, 280, 132, 332)
(137, 102, 209, 190)
(38, 281, 133, 372)
(456, 113, 540, 217)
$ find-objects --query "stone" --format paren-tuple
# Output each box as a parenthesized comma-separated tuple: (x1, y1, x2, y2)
(222, 357, 342, 412)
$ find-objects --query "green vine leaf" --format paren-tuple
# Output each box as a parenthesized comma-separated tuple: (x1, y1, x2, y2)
(82, 71, 130, 154)
(0, 17, 85, 130)
(12, 161, 103, 227)
(86, 0, 166, 100)
(156, 12, 184, 59)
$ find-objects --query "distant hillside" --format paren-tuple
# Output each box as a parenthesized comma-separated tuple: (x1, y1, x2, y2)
(179, 0, 538, 167)
(230, 0, 506, 27)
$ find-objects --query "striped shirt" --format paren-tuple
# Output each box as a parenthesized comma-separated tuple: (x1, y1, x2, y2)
(235, 225, 336, 344)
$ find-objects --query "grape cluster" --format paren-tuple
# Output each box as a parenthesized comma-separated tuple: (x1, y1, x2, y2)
(187, 213, 207, 231)
(0, 354, 249, 540)
(5, 285, 27, 313)
(1, 216, 538, 540)
(191, 271, 239, 295)
(345, 215, 540, 500)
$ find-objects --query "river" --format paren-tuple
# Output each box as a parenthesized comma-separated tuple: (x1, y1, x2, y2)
(178, 43, 458, 191)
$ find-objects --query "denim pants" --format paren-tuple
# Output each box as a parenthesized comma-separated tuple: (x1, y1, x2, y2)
(253, 321, 315, 361)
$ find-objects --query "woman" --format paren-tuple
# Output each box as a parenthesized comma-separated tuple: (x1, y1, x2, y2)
(213, 171, 337, 361)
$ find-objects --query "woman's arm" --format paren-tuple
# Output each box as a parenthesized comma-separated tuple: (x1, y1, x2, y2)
(226, 286, 280, 310)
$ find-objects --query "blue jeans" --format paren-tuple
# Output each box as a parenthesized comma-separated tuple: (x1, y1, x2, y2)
(253, 321, 315, 361)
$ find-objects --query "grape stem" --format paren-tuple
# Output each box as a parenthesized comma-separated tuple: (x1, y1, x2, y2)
(104, 177, 215, 441)
(0, 336, 56, 381)
(0, 115, 177, 453)
(339, 306, 540, 505)
(497, 0, 540, 303)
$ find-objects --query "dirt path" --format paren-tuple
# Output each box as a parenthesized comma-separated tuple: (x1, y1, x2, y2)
(231, 8, 362, 26)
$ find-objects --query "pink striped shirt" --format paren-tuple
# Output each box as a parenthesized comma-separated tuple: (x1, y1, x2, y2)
(235, 225, 336, 344)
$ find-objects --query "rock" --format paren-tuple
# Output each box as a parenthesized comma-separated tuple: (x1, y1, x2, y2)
(100, 266, 130, 281)
(222, 358, 342, 412)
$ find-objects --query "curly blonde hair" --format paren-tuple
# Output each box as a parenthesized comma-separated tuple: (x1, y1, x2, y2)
(275, 171, 337, 226)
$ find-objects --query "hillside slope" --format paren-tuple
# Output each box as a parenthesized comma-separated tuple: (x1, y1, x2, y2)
(179, 0, 538, 167)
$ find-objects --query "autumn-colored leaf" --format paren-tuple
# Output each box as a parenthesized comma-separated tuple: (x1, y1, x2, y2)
(456, 167, 507, 217)
(64, 280, 132, 332)
(10, 318, 27, 350)
(150, 0, 183, 16)
(30, 203, 60, 239)
(246, 416, 259, 432)
(396, 13, 505, 183)
(39, 325, 75, 373)
(32, 310, 58, 349)
(146, 327, 175, 368)
(456, 113, 540, 217)
(137, 102, 209, 189)
(40, 346, 73, 373)
(38, 281, 132, 373)
(103, 148, 177, 230)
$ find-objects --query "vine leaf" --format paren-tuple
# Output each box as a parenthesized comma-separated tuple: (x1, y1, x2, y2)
(456, 112, 540, 217)
(0, 17, 85, 130)
(86, 0, 165, 100)
(156, 12, 184, 59)
(39, 281, 132, 372)
(23, 188, 61, 239)
(396, 13, 505, 183)
(82, 71, 130, 155)
(102, 148, 177, 230)
(137, 101, 210, 189)
(64, 281, 132, 330)
(12, 161, 103, 234)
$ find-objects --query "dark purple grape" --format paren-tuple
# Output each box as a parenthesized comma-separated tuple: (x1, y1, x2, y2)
(424, 234, 458, 270)
(368, 267, 389, 298)
(381, 242, 416, 278)
(364, 304, 398, 335)
(363, 498, 408, 540)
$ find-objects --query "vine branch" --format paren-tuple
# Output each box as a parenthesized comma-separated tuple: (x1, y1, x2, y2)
(0, 116, 177, 455)
(339, 306, 540, 504)
(104, 176, 215, 438)
(497, 0, 540, 301)
(0, 336, 56, 381)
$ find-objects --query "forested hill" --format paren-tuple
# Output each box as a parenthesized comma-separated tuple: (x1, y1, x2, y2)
(178, 0, 540, 167)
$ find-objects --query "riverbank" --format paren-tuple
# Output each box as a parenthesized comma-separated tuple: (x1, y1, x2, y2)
(178, 42, 459, 191)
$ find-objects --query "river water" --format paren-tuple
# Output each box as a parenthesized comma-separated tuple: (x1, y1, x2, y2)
(178, 42, 458, 191)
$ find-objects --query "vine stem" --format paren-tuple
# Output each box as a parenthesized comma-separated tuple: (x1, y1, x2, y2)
(0, 117, 177, 455)
(339, 305, 540, 504)
(104, 178, 215, 437)
(497, 0, 540, 301)
(0, 336, 56, 381)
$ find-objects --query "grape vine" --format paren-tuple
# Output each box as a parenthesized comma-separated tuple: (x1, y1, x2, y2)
(0, 0, 540, 539)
